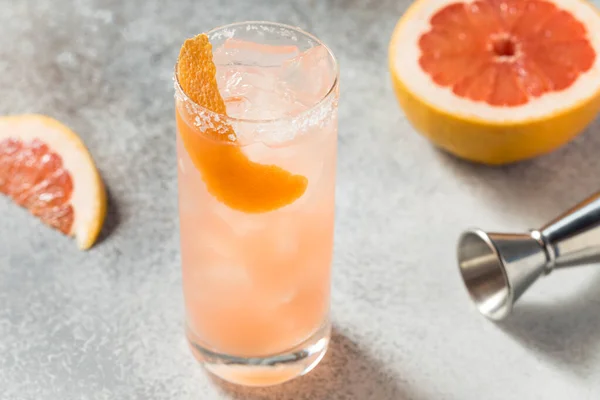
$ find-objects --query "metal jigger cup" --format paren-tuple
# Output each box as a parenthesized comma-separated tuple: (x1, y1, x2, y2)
(457, 192, 600, 320)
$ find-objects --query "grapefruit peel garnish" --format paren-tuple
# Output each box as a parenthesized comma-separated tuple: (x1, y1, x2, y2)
(176, 34, 308, 213)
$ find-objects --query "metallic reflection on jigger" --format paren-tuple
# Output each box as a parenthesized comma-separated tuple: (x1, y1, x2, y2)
(457, 192, 600, 320)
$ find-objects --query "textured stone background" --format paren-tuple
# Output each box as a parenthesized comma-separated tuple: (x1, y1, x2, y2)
(2, 0, 600, 399)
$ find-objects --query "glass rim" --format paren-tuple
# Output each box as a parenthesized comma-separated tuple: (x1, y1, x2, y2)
(173, 20, 340, 124)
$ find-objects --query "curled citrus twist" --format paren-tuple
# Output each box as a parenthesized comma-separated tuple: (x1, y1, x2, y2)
(176, 34, 308, 213)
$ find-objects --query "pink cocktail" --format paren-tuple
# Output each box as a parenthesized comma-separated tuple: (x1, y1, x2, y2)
(174, 22, 339, 386)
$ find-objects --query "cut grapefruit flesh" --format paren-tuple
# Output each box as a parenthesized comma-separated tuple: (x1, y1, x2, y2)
(389, 0, 600, 164)
(419, 0, 595, 106)
(0, 115, 106, 249)
(176, 34, 307, 213)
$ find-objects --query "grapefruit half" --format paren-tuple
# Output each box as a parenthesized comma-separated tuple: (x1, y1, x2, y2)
(0, 115, 106, 249)
(389, 0, 600, 165)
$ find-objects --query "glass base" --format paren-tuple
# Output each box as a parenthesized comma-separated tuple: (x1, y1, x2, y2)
(186, 320, 331, 387)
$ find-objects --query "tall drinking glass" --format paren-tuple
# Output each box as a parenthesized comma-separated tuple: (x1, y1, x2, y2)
(174, 22, 339, 386)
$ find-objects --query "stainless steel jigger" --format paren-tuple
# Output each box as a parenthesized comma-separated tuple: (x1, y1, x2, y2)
(457, 192, 600, 321)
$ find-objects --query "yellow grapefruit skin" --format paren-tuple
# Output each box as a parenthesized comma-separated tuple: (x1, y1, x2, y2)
(389, 0, 600, 165)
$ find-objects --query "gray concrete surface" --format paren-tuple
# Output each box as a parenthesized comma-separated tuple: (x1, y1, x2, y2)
(2, 0, 600, 399)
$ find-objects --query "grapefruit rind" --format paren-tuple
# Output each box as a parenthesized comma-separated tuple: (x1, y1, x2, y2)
(176, 34, 308, 213)
(0, 114, 106, 249)
(389, 0, 600, 164)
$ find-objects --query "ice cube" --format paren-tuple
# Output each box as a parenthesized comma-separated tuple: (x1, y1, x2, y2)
(216, 64, 285, 121)
(201, 263, 251, 288)
(214, 38, 301, 67)
(269, 215, 300, 258)
(212, 202, 264, 237)
(279, 45, 335, 107)
(224, 95, 252, 118)
(186, 261, 251, 304)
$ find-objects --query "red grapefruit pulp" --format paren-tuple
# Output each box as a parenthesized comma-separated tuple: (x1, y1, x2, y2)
(0, 138, 74, 234)
(418, 0, 596, 107)
(0, 115, 106, 249)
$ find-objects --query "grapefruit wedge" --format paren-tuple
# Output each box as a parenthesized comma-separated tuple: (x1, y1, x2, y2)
(389, 0, 600, 165)
(0, 115, 106, 249)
